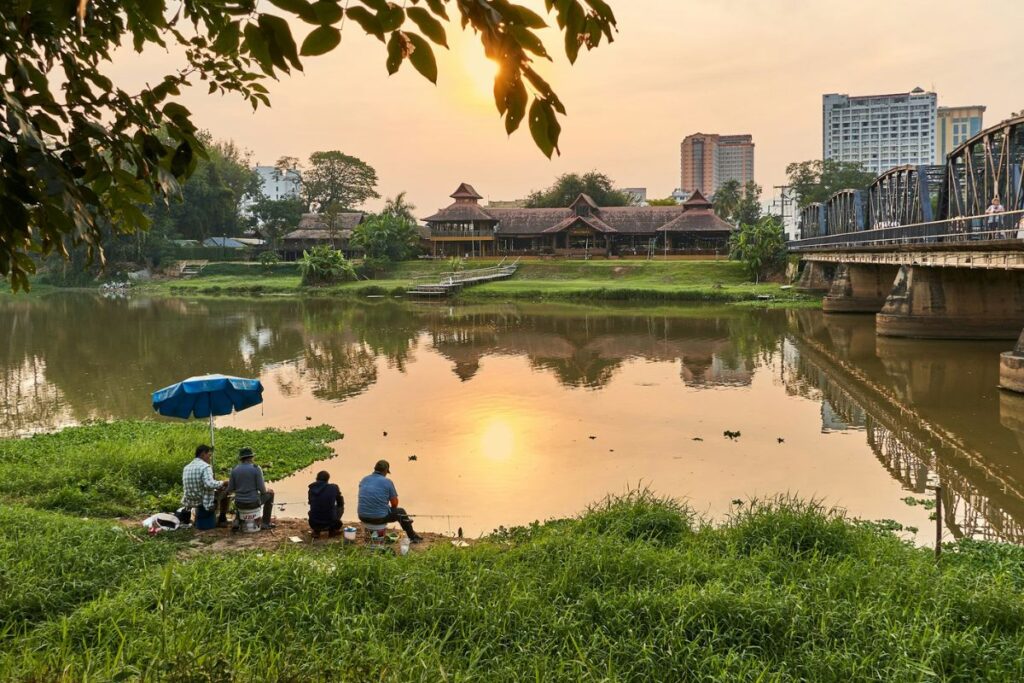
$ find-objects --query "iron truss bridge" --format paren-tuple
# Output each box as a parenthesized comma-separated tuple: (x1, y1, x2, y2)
(794, 115, 1024, 248)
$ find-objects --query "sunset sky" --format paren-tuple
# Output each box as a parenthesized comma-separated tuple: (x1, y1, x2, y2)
(112, 0, 1023, 214)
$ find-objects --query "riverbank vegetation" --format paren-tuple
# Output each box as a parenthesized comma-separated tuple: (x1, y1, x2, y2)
(136, 259, 815, 305)
(2, 471, 1023, 680)
(0, 421, 341, 517)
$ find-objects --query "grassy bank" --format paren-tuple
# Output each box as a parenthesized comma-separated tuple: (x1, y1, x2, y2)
(132, 259, 817, 306)
(3, 490, 1024, 680)
(0, 420, 341, 516)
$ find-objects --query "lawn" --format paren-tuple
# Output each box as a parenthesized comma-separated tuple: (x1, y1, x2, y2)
(3, 491, 1023, 681)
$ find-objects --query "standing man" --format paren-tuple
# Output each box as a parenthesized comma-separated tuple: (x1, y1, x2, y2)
(227, 447, 276, 530)
(986, 196, 1006, 236)
(357, 459, 423, 543)
(181, 445, 230, 529)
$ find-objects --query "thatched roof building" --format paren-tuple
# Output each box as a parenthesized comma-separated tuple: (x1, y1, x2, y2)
(424, 183, 733, 257)
(280, 212, 366, 258)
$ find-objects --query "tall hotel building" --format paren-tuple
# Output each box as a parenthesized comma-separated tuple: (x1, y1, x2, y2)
(680, 133, 755, 196)
(822, 87, 937, 175)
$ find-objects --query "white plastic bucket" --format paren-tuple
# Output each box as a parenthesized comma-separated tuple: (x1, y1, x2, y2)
(238, 507, 262, 533)
(342, 526, 357, 542)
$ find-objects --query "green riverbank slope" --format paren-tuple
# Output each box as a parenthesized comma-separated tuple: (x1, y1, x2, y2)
(2, 421, 1023, 681)
(133, 260, 818, 306)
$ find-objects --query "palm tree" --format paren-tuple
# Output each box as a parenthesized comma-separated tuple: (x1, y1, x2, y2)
(382, 192, 417, 222)
(713, 180, 742, 223)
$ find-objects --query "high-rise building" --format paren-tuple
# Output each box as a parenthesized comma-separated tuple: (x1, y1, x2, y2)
(680, 133, 755, 196)
(241, 165, 303, 215)
(936, 105, 985, 163)
(822, 87, 937, 176)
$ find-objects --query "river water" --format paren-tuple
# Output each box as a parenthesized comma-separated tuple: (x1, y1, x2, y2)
(4, 293, 1023, 542)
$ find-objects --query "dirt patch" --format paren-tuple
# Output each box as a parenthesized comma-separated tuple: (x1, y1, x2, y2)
(137, 519, 469, 559)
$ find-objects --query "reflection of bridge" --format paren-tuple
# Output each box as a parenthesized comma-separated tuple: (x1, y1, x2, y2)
(786, 310, 1024, 543)
(788, 115, 1024, 392)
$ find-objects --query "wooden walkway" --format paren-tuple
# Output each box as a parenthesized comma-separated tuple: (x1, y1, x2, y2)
(406, 259, 519, 298)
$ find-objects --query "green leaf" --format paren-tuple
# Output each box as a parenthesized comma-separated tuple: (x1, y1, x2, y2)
(503, 77, 527, 135)
(378, 3, 405, 32)
(405, 33, 437, 84)
(386, 31, 404, 75)
(311, 0, 344, 24)
(212, 22, 241, 53)
(406, 7, 447, 47)
(300, 25, 341, 56)
(425, 0, 448, 20)
(259, 14, 302, 71)
(243, 22, 275, 74)
(512, 26, 548, 59)
(528, 99, 552, 157)
(346, 6, 384, 41)
(269, 0, 319, 23)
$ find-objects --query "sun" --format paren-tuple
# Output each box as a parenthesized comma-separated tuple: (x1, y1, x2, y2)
(460, 50, 501, 104)
(479, 418, 515, 461)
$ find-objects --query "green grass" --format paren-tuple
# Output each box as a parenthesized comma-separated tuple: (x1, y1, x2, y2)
(4, 492, 1024, 681)
(135, 258, 816, 306)
(0, 420, 342, 516)
(0, 506, 183, 638)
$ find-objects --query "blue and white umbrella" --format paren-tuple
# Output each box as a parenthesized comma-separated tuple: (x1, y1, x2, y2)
(152, 374, 264, 448)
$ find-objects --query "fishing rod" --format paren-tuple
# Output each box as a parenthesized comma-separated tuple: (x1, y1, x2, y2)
(271, 500, 467, 518)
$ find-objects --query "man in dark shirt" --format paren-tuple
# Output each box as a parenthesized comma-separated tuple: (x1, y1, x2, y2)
(227, 447, 275, 530)
(308, 470, 344, 537)
(357, 459, 423, 543)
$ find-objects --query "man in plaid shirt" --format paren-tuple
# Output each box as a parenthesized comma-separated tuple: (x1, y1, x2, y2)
(182, 444, 229, 527)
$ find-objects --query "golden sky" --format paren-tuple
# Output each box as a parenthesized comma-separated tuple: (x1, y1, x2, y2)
(111, 0, 1023, 213)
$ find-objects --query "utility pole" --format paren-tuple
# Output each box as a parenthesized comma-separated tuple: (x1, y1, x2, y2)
(774, 184, 794, 238)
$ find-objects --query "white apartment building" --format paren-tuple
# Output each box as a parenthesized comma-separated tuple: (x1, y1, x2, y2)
(241, 165, 303, 215)
(822, 87, 937, 176)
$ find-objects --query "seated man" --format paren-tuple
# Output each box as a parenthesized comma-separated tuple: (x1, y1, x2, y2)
(181, 445, 230, 529)
(227, 447, 275, 530)
(357, 459, 423, 543)
(308, 470, 345, 537)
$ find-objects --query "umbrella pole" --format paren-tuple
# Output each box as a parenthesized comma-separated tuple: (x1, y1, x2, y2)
(209, 413, 215, 447)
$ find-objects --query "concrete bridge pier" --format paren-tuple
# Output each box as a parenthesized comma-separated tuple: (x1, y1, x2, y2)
(876, 265, 1024, 340)
(795, 261, 835, 293)
(822, 264, 899, 314)
(999, 332, 1024, 393)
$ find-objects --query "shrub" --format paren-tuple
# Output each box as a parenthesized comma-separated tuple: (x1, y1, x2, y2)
(258, 250, 280, 268)
(299, 246, 356, 286)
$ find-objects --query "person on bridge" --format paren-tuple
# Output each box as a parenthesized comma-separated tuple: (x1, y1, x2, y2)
(227, 447, 275, 530)
(986, 196, 1006, 236)
(357, 459, 424, 543)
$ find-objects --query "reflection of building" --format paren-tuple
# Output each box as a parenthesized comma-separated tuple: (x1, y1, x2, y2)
(823, 88, 937, 175)
(423, 183, 733, 258)
(680, 133, 755, 195)
(280, 212, 366, 259)
(935, 105, 985, 163)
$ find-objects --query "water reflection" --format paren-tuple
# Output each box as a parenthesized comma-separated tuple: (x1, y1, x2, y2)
(785, 310, 1024, 543)
(4, 293, 1024, 543)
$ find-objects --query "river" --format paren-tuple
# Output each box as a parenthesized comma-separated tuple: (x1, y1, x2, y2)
(3, 292, 1023, 542)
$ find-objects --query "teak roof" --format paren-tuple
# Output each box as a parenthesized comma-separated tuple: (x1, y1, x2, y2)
(282, 212, 365, 242)
(425, 184, 734, 237)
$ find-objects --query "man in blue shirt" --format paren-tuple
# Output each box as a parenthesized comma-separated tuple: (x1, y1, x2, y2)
(357, 459, 423, 543)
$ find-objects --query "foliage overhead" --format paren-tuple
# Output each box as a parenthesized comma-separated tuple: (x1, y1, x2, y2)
(729, 215, 787, 283)
(525, 171, 632, 208)
(302, 151, 379, 211)
(786, 159, 876, 208)
(0, 1, 618, 291)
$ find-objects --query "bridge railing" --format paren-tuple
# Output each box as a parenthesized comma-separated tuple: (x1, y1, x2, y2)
(790, 209, 1024, 250)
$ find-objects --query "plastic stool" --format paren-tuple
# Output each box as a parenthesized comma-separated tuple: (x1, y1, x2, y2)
(363, 522, 388, 548)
